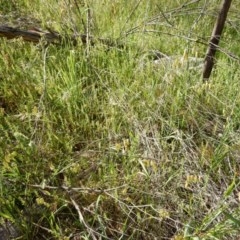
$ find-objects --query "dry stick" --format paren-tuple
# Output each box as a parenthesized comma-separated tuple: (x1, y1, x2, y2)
(129, 29, 239, 61)
(120, 0, 142, 36)
(70, 197, 98, 240)
(0, 25, 79, 45)
(202, 0, 232, 81)
(124, 0, 201, 38)
(71, 197, 114, 240)
(86, 5, 91, 57)
(28, 183, 128, 193)
(73, 0, 87, 33)
(0, 25, 124, 48)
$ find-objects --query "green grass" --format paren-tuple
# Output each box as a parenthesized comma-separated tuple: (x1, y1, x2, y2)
(1, 0, 240, 239)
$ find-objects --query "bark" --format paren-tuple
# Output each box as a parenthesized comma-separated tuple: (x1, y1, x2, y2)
(0, 25, 122, 48)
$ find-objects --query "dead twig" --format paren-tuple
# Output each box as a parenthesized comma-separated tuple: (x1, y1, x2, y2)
(128, 29, 240, 61)
(28, 183, 127, 194)
(70, 197, 98, 240)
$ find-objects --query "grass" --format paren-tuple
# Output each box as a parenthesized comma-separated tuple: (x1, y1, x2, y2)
(1, 0, 240, 239)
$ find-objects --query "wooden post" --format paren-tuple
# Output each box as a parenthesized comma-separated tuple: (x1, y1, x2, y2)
(202, 0, 232, 81)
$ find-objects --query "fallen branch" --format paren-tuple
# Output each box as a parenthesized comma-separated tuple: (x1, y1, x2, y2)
(0, 25, 123, 48)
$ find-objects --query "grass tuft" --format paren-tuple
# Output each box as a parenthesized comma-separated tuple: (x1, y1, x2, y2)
(1, 0, 240, 239)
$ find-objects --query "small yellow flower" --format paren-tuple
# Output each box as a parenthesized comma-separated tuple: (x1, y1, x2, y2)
(158, 208, 170, 219)
(185, 174, 200, 188)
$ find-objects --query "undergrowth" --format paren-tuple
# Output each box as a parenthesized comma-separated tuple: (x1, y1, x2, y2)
(1, 0, 240, 239)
